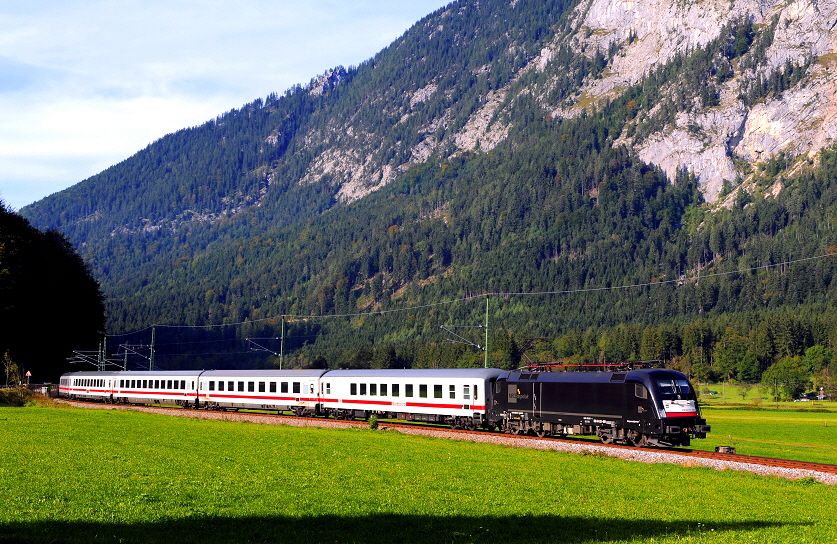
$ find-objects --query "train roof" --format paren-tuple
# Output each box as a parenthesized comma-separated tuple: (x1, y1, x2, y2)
(201, 369, 329, 378)
(61, 371, 122, 377)
(323, 368, 505, 379)
(503, 368, 687, 384)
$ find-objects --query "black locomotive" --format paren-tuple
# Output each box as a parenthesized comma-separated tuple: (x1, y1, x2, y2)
(488, 368, 710, 447)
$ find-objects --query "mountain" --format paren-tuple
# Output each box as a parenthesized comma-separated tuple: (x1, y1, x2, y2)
(18, 0, 837, 378)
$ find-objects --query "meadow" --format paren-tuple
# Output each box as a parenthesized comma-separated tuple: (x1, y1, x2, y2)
(692, 408, 837, 464)
(690, 383, 837, 464)
(0, 403, 834, 543)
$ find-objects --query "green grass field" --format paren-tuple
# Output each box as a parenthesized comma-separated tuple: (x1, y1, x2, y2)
(0, 404, 835, 543)
(691, 409, 837, 464)
(697, 383, 836, 412)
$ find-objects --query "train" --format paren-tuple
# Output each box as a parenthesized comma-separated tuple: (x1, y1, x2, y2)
(58, 366, 710, 447)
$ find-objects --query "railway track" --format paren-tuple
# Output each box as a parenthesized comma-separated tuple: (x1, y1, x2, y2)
(58, 399, 837, 483)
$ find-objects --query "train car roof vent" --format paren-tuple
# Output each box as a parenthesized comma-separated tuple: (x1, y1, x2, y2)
(610, 373, 627, 382)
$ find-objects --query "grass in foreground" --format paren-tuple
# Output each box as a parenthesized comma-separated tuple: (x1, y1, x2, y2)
(0, 405, 835, 543)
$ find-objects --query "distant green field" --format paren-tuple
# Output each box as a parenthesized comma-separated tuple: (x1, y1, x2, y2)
(691, 409, 837, 464)
(697, 383, 836, 412)
(0, 405, 834, 543)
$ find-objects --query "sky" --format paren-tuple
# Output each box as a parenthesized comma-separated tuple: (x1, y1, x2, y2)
(0, 0, 451, 211)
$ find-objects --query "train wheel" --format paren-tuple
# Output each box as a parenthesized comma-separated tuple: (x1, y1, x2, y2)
(597, 429, 614, 444)
(626, 430, 648, 447)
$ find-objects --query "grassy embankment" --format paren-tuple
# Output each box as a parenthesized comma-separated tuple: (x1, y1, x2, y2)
(0, 401, 834, 544)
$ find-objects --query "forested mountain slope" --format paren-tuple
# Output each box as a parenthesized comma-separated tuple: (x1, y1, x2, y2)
(19, 0, 837, 388)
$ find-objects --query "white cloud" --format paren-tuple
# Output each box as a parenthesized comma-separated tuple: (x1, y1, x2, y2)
(0, 0, 449, 210)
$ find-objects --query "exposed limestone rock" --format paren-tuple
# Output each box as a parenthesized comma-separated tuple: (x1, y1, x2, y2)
(411, 84, 438, 107)
(553, 0, 837, 201)
(453, 89, 510, 152)
(307, 67, 348, 97)
(294, 0, 837, 207)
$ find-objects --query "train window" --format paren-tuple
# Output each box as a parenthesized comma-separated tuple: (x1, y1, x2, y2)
(228, 381, 234, 391)
(218, 381, 224, 391)
(209, 381, 215, 391)
(405, 384, 413, 397)
(370, 384, 377, 396)
(380, 384, 387, 396)
(392, 384, 399, 397)
(360, 383, 367, 396)
(293, 382, 300, 394)
(238, 382, 244, 392)
(449, 385, 455, 399)
(141, 380, 146, 388)
(153, 380, 158, 389)
(181, 380, 186, 389)
(463, 385, 470, 400)
(131, 380, 136, 388)
(168, 380, 173, 389)
(173, 380, 178, 390)
(269, 382, 276, 393)
(248, 382, 255, 392)
(351, 383, 357, 395)
(419, 384, 428, 398)
(326, 383, 331, 395)
(473, 385, 478, 401)
(635, 384, 648, 399)
(309, 383, 314, 394)
(434, 385, 442, 399)
(281, 382, 288, 393)
(656, 379, 692, 400)
(259, 382, 265, 393)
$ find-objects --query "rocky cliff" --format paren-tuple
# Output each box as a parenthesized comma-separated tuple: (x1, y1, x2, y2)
(294, 0, 837, 204)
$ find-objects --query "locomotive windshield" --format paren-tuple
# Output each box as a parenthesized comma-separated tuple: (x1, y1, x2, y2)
(656, 379, 693, 400)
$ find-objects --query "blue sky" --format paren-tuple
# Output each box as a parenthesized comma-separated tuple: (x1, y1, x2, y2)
(0, 0, 450, 210)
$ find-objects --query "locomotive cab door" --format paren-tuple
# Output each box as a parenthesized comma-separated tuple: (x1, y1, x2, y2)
(627, 382, 655, 428)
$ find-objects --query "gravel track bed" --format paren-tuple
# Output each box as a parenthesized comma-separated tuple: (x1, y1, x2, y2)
(59, 400, 837, 485)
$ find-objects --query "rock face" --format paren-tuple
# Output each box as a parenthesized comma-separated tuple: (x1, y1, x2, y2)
(554, 0, 837, 201)
(289, 0, 837, 204)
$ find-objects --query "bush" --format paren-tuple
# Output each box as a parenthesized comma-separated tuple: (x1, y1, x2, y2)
(0, 387, 35, 407)
(368, 414, 379, 430)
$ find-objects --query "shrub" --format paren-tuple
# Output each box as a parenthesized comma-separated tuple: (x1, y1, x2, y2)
(0, 387, 35, 407)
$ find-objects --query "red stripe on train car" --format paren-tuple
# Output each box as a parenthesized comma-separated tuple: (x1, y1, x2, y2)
(341, 399, 393, 406)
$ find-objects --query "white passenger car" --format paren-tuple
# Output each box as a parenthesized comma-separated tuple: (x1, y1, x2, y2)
(319, 368, 503, 428)
(112, 371, 203, 407)
(59, 371, 121, 402)
(198, 369, 328, 414)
